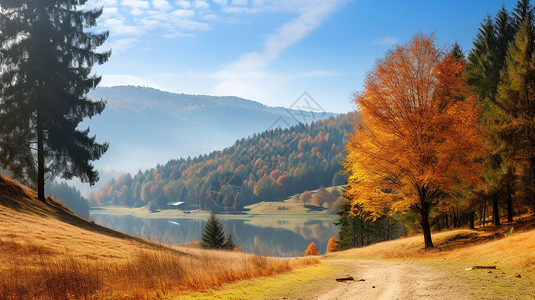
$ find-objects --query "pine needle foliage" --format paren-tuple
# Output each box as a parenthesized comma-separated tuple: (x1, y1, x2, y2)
(201, 212, 227, 249)
(0, 0, 110, 201)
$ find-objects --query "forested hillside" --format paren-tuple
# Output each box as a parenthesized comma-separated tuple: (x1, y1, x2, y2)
(83, 86, 337, 180)
(89, 113, 353, 211)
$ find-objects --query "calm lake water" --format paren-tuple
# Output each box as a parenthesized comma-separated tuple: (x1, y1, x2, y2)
(92, 214, 338, 257)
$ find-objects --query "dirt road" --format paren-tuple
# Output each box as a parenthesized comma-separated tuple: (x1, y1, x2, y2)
(315, 260, 470, 300)
(180, 259, 475, 299)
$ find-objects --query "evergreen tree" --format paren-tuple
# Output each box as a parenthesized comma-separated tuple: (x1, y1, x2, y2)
(335, 184, 405, 250)
(497, 18, 535, 210)
(512, 0, 534, 31)
(466, 8, 516, 225)
(0, 0, 110, 201)
(335, 187, 359, 250)
(201, 212, 227, 249)
(224, 233, 235, 250)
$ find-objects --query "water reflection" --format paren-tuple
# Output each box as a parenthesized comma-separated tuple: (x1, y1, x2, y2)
(92, 214, 338, 257)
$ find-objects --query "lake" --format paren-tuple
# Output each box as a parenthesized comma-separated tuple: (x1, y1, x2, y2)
(91, 213, 338, 257)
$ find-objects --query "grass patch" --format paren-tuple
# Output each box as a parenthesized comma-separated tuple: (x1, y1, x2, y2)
(177, 258, 327, 300)
(0, 173, 319, 299)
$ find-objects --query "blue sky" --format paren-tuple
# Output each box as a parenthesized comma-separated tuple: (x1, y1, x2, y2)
(87, 0, 518, 113)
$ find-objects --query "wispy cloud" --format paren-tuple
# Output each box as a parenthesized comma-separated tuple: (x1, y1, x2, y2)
(213, 0, 347, 102)
(109, 38, 140, 53)
(370, 36, 399, 46)
(88, 0, 347, 105)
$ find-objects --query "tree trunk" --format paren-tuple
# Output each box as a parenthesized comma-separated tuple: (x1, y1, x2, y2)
(492, 193, 500, 227)
(506, 184, 513, 223)
(37, 108, 45, 202)
(469, 211, 475, 229)
(445, 214, 449, 229)
(482, 200, 487, 226)
(420, 200, 434, 249)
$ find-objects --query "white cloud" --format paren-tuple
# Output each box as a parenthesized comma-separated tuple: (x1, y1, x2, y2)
(102, 7, 119, 16)
(102, 18, 141, 35)
(109, 38, 140, 52)
(202, 14, 219, 20)
(212, 0, 226, 4)
(171, 9, 195, 18)
(194, 0, 209, 9)
(173, 19, 210, 31)
(370, 36, 399, 46)
(176, 1, 191, 8)
(231, 0, 247, 5)
(152, 0, 172, 10)
(121, 0, 150, 9)
(103, 0, 118, 5)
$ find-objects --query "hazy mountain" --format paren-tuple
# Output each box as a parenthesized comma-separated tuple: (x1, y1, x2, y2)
(89, 113, 353, 211)
(76, 86, 336, 194)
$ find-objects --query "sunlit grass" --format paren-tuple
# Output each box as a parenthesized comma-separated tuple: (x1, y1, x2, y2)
(0, 173, 318, 299)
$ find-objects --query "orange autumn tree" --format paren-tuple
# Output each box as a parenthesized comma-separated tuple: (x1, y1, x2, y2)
(326, 236, 338, 253)
(344, 33, 485, 249)
(304, 242, 319, 256)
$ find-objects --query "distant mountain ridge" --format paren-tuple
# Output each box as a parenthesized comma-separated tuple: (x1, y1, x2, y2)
(85, 86, 337, 178)
(90, 86, 297, 114)
(88, 113, 353, 211)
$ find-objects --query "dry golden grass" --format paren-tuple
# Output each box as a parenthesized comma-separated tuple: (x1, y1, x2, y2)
(0, 174, 317, 299)
(327, 220, 535, 273)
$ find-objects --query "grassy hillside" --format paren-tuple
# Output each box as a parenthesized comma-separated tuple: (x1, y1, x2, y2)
(0, 173, 316, 299)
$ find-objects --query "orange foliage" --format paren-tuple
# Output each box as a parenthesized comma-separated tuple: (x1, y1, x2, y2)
(344, 33, 485, 248)
(299, 190, 311, 206)
(304, 242, 319, 256)
(326, 236, 338, 253)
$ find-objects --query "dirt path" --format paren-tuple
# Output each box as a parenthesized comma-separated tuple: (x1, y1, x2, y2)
(179, 259, 474, 299)
(315, 260, 471, 300)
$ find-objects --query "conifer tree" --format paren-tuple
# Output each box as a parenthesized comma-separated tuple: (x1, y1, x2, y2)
(512, 0, 534, 31)
(201, 212, 227, 249)
(0, 0, 110, 201)
(497, 18, 535, 210)
(467, 8, 516, 225)
(224, 233, 235, 250)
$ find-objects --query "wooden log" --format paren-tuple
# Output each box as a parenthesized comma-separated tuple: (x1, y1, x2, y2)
(471, 266, 496, 269)
(336, 276, 355, 282)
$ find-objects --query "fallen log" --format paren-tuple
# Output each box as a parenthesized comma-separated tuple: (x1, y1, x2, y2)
(336, 276, 355, 282)
(472, 266, 496, 270)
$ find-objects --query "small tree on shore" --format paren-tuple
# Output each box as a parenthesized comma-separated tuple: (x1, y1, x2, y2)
(224, 233, 235, 250)
(305, 242, 319, 256)
(326, 237, 338, 253)
(201, 212, 226, 249)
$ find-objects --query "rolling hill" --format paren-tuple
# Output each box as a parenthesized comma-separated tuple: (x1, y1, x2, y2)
(82, 86, 337, 187)
(0, 173, 314, 298)
(88, 112, 353, 211)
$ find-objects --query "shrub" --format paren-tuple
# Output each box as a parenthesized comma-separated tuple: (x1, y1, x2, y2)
(326, 236, 338, 253)
(305, 242, 319, 256)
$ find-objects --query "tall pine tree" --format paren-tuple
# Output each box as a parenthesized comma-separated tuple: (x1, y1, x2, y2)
(497, 17, 535, 210)
(467, 7, 517, 225)
(0, 0, 110, 201)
